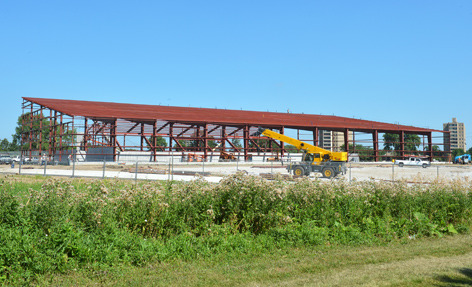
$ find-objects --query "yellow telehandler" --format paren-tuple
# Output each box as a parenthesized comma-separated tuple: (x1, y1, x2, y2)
(253, 127, 348, 178)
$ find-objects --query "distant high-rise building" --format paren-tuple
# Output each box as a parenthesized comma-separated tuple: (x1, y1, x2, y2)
(318, 130, 353, 152)
(443, 118, 466, 152)
(318, 130, 333, 150)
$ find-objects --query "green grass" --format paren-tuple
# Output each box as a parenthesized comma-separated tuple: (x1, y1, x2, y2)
(38, 233, 472, 286)
(1, 173, 472, 285)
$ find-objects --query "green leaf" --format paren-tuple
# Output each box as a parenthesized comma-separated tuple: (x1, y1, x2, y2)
(447, 224, 458, 234)
(413, 212, 427, 222)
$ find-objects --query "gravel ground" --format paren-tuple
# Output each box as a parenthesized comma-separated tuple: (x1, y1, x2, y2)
(1, 162, 471, 183)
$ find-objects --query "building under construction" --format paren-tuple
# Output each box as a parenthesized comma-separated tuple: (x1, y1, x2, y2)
(20, 97, 447, 163)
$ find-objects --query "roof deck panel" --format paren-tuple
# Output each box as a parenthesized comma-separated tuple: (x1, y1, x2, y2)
(23, 97, 442, 133)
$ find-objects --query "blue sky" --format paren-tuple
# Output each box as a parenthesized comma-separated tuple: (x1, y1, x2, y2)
(1, 1, 471, 148)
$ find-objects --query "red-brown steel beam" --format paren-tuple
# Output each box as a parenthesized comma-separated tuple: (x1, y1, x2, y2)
(126, 122, 140, 133)
(111, 119, 117, 161)
(372, 130, 379, 162)
(115, 139, 124, 152)
(152, 121, 157, 162)
(221, 126, 226, 151)
(203, 123, 208, 159)
(140, 123, 144, 151)
(92, 120, 107, 136)
(344, 129, 350, 153)
(155, 122, 169, 134)
(59, 113, 64, 161)
(228, 139, 240, 153)
(53, 110, 58, 160)
(49, 109, 54, 159)
(143, 135, 153, 152)
(29, 103, 33, 159)
(427, 133, 433, 161)
(244, 125, 250, 160)
(400, 131, 405, 159)
(38, 107, 43, 156)
(208, 125, 220, 135)
(83, 118, 88, 152)
(227, 127, 243, 137)
(280, 126, 285, 157)
(71, 115, 75, 158)
(169, 123, 186, 151)
(177, 125, 194, 137)
(249, 137, 263, 152)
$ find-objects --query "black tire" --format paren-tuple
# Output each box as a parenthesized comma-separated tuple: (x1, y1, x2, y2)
(422, 164, 428, 168)
(398, 162, 404, 167)
(293, 166, 305, 176)
(322, 167, 334, 179)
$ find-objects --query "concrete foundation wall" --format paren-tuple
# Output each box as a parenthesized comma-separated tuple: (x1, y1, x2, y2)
(115, 151, 303, 164)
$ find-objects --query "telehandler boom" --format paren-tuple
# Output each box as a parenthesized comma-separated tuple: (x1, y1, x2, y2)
(253, 127, 348, 178)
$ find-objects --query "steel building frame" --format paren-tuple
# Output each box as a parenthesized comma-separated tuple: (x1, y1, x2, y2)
(20, 97, 448, 162)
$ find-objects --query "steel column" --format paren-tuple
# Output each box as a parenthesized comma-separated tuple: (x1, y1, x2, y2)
(38, 108, 43, 156)
(280, 126, 285, 157)
(111, 119, 117, 161)
(427, 133, 433, 161)
(372, 130, 379, 162)
(49, 110, 54, 159)
(344, 129, 350, 153)
(221, 126, 227, 151)
(140, 123, 145, 151)
(83, 118, 88, 152)
(52, 111, 58, 160)
(203, 123, 208, 159)
(313, 127, 319, 146)
(29, 104, 33, 160)
(59, 113, 63, 161)
(152, 121, 157, 162)
(400, 131, 405, 159)
(244, 125, 249, 161)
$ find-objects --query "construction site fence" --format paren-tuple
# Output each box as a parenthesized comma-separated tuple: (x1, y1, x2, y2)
(18, 150, 305, 165)
(7, 158, 470, 185)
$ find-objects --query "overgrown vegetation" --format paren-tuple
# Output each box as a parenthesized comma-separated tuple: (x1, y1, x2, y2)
(1, 174, 471, 285)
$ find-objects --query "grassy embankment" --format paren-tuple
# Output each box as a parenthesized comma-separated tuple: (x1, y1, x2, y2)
(1, 174, 471, 286)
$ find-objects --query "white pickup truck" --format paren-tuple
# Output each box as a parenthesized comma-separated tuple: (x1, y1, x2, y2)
(395, 157, 430, 168)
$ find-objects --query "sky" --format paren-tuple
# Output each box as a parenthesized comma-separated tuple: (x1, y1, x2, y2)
(1, 1, 471, 148)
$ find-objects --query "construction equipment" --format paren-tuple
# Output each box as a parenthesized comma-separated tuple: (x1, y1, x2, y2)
(253, 127, 348, 178)
(266, 155, 280, 162)
(183, 153, 205, 162)
(219, 151, 238, 162)
(210, 142, 238, 162)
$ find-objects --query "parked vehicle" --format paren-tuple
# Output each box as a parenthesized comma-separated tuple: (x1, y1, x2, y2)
(0, 155, 13, 165)
(394, 157, 430, 168)
(454, 154, 471, 164)
(20, 157, 40, 164)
